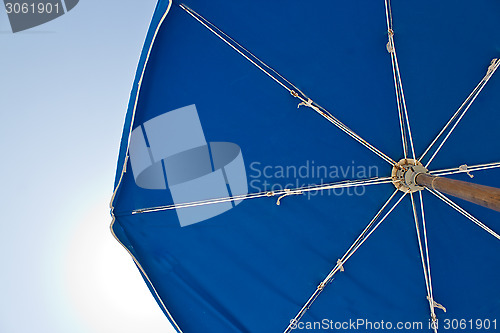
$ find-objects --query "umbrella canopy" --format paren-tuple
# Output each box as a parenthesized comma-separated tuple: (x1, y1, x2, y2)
(111, 1, 500, 332)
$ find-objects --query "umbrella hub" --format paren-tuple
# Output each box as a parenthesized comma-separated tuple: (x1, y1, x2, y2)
(391, 159, 428, 193)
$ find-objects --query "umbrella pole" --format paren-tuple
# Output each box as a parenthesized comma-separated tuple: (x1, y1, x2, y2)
(415, 173, 500, 212)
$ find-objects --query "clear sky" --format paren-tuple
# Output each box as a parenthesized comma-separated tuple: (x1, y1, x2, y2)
(0, 1, 176, 332)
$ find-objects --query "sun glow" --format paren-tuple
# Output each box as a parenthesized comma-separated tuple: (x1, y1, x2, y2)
(63, 200, 176, 333)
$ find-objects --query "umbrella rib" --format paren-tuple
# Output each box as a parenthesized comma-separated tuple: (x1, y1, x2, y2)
(425, 188, 500, 240)
(284, 189, 406, 333)
(418, 58, 500, 168)
(410, 192, 439, 332)
(123, 176, 393, 216)
(418, 191, 436, 308)
(302, 103, 396, 166)
(179, 3, 396, 166)
(431, 161, 500, 177)
(384, 0, 416, 161)
(390, 47, 409, 159)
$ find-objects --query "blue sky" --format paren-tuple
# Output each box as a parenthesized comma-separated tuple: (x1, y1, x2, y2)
(0, 1, 175, 332)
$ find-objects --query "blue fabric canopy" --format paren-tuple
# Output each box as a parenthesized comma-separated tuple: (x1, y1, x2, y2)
(111, 1, 500, 332)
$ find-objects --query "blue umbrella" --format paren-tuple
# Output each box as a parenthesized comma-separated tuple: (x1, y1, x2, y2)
(111, 1, 500, 332)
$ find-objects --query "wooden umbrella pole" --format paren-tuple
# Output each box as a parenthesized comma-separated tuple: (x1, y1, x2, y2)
(415, 173, 500, 212)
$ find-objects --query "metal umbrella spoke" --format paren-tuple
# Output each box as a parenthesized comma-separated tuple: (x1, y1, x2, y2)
(303, 103, 396, 166)
(419, 58, 500, 168)
(179, 3, 396, 166)
(431, 161, 500, 177)
(418, 191, 434, 304)
(125, 176, 394, 216)
(284, 189, 406, 333)
(410, 192, 443, 332)
(385, 0, 416, 161)
(425, 188, 500, 240)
